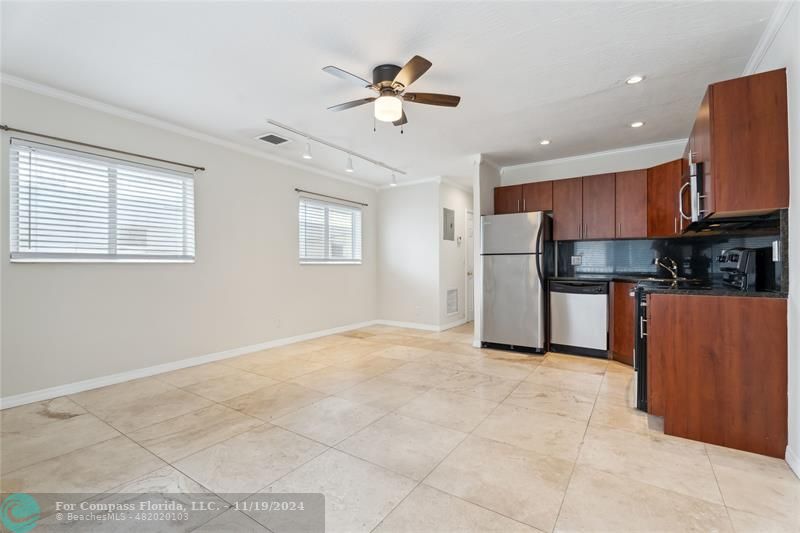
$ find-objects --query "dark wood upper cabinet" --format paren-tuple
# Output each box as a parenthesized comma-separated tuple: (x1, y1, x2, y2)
(647, 159, 684, 238)
(615, 170, 647, 239)
(610, 281, 635, 366)
(685, 68, 789, 218)
(582, 173, 616, 240)
(552, 178, 583, 240)
(493, 185, 522, 214)
(521, 181, 553, 212)
(648, 293, 787, 458)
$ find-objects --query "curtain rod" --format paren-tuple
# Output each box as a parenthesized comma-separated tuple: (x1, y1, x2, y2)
(295, 188, 369, 207)
(1, 124, 206, 172)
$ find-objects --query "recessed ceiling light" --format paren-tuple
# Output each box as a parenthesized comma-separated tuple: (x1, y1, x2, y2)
(345, 156, 354, 173)
(302, 141, 312, 159)
(539, 139, 551, 145)
(626, 75, 645, 85)
(630, 121, 645, 128)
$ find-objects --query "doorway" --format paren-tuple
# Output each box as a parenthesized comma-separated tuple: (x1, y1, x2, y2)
(465, 209, 474, 322)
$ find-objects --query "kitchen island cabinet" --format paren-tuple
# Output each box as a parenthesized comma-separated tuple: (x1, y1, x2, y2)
(647, 293, 787, 458)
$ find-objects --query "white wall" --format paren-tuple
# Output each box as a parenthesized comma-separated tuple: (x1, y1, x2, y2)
(438, 182, 472, 327)
(753, 3, 799, 474)
(376, 181, 440, 327)
(473, 157, 502, 347)
(500, 139, 685, 185)
(0, 84, 378, 398)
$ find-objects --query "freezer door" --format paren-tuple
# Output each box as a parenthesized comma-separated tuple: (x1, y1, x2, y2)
(481, 254, 544, 349)
(481, 212, 543, 254)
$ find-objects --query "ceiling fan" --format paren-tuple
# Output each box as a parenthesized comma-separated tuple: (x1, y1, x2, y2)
(323, 55, 461, 127)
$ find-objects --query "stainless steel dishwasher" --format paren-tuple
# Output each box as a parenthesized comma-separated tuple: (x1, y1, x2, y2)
(548, 280, 608, 358)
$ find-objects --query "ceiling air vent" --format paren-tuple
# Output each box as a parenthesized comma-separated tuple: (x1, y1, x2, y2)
(256, 133, 291, 146)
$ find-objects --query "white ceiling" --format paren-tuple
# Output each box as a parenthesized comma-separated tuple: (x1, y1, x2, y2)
(1, 1, 776, 187)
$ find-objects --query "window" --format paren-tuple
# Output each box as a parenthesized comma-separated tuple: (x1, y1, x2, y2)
(9, 139, 195, 262)
(298, 196, 362, 264)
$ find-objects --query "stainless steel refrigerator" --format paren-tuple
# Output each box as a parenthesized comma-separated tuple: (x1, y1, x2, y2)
(480, 212, 550, 351)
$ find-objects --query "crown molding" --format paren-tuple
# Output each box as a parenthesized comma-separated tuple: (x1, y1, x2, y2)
(500, 138, 687, 172)
(743, 1, 795, 75)
(377, 176, 441, 190)
(479, 155, 502, 171)
(0, 73, 379, 191)
(441, 177, 473, 194)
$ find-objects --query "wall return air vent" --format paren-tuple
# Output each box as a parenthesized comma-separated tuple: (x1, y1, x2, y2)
(256, 133, 291, 146)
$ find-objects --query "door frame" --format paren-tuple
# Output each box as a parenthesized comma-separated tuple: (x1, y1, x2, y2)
(465, 208, 474, 323)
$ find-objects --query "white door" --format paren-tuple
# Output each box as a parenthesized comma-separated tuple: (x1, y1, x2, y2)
(466, 210, 474, 322)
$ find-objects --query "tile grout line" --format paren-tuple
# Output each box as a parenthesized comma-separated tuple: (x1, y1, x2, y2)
(369, 358, 539, 533)
(549, 361, 605, 532)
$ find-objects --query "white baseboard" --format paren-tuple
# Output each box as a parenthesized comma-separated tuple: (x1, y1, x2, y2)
(0, 318, 480, 410)
(786, 445, 800, 479)
(376, 319, 440, 332)
(377, 318, 470, 333)
(0, 320, 377, 410)
(439, 318, 468, 331)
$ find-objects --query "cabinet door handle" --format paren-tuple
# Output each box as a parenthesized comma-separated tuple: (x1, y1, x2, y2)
(578, 224, 581, 239)
(517, 199, 521, 212)
(522, 197, 526, 211)
(674, 217, 677, 234)
(618, 222, 622, 237)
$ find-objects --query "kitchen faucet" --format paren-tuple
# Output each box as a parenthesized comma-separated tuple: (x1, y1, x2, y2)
(654, 256, 679, 279)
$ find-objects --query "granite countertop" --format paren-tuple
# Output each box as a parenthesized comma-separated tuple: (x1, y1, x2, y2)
(549, 275, 787, 299)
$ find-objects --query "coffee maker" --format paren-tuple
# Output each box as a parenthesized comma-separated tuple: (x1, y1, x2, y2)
(718, 247, 776, 291)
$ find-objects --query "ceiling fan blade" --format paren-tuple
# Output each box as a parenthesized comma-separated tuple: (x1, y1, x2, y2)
(322, 65, 373, 89)
(393, 111, 408, 126)
(327, 97, 376, 112)
(393, 55, 432, 88)
(403, 92, 461, 107)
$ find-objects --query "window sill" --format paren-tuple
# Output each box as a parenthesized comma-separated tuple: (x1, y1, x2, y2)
(10, 257, 195, 264)
(300, 261, 362, 265)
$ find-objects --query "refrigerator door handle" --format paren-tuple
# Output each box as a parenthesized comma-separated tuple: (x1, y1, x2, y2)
(534, 223, 544, 287)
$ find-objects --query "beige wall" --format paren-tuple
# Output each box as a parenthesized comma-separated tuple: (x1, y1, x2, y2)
(754, 3, 799, 473)
(0, 84, 377, 397)
(376, 181, 440, 327)
(438, 182, 473, 327)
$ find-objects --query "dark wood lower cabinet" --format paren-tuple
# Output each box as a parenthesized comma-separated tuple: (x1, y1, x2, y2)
(610, 282, 635, 366)
(648, 294, 787, 458)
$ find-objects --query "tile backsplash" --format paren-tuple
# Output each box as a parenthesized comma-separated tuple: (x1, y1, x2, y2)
(556, 233, 782, 281)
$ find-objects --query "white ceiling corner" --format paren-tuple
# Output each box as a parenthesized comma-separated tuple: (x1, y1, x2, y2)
(0, 1, 778, 187)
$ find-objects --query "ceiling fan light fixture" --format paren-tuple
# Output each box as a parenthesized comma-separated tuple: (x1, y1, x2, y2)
(345, 156, 354, 173)
(374, 95, 403, 123)
(302, 141, 313, 159)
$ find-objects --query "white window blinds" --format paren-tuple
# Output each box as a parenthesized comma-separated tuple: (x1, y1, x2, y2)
(298, 196, 362, 264)
(9, 139, 195, 262)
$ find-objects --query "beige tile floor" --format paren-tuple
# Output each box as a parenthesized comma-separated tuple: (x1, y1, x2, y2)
(2, 322, 799, 532)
